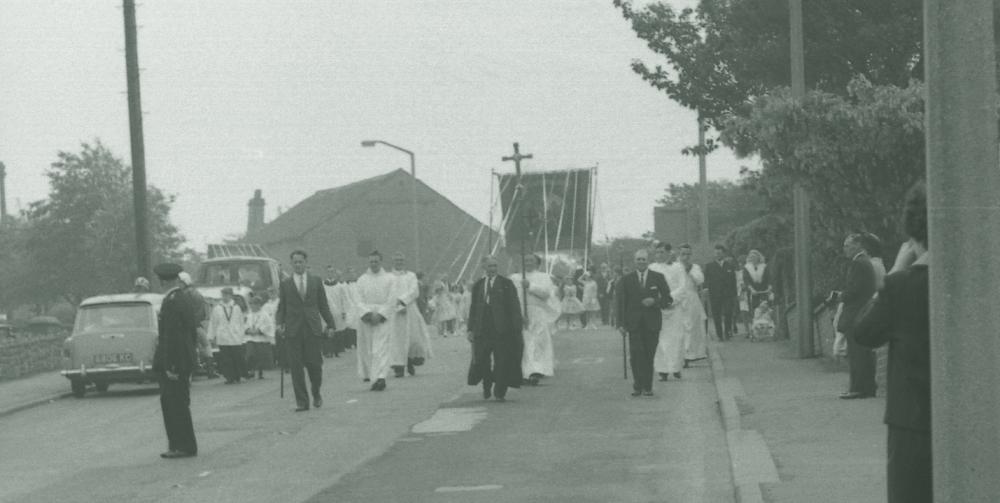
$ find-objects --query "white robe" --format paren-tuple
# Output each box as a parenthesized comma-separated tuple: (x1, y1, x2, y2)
(651, 262, 685, 374)
(681, 263, 708, 360)
(207, 301, 245, 347)
(353, 269, 397, 381)
(389, 270, 432, 366)
(510, 271, 560, 377)
(323, 281, 344, 331)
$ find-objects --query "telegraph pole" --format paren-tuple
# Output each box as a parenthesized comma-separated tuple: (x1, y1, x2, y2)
(789, 0, 814, 358)
(697, 114, 710, 255)
(123, 0, 150, 280)
(0, 161, 7, 224)
(925, 0, 1000, 498)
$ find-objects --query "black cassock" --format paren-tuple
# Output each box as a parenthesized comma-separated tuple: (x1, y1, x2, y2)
(152, 287, 200, 455)
(466, 274, 523, 395)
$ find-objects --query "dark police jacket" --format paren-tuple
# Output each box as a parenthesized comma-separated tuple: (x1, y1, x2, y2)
(153, 287, 200, 376)
(852, 264, 929, 432)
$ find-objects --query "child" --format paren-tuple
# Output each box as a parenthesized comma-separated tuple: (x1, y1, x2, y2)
(244, 295, 275, 379)
(431, 280, 457, 336)
(751, 299, 776, 341)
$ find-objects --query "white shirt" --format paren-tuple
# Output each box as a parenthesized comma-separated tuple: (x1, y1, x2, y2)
(208, 300, 245, 346)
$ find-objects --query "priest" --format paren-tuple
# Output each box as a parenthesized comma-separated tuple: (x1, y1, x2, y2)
(509, 254, 559, 385)
(353, 251, 397, 391)
(650, 243, 686, 380)
(389, 252, 432, 377)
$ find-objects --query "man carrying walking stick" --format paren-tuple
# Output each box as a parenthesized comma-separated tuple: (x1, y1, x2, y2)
(617, 250, 672, 397)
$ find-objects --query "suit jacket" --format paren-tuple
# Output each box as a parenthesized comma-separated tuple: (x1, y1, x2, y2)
(153, 287, 200, 375)
(596, 274, 610, 301)
(276, 273, 336, 338)
(852, 264, 929, 432)
(616, 269, 672, 334)
(836, 252, 876, 333)
(467, 274, 523, 340)
(704, 259, 738, 300)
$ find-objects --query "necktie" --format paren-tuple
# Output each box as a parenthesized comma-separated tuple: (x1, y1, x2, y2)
(298, 275, 305, 297)
(485, 277, 492, 304)
(640, 271, 646, 288)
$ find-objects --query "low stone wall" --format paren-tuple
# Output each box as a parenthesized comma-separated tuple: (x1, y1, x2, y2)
(0, 335, 64, 380)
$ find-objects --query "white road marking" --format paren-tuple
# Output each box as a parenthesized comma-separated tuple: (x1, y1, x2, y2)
(198, 471, 212, 478)
(346, 399, 358, 404)
(434, 484, 503, 493)
(571, 357, 605, 364)
(411, 407, 487, 434)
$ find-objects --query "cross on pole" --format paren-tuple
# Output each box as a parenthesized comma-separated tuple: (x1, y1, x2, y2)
(502, 142, 533, 328)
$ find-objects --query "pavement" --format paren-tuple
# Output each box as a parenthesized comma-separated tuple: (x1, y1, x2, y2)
(0, 327, 889, 502)
(709, 334, 887, 503)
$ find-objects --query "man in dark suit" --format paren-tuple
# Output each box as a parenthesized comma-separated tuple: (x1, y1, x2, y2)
(152, 263, 200, 459)
(276, 250, 336, 412)
(836, 233, 877, 399)
(704, 244, 738, 341)
(596, 263, 611, 326)
(466, 255, 523, 402)
(617, 249, 673, 397)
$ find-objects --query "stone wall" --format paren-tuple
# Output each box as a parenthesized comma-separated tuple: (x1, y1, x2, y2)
(0, 335, 64, 380)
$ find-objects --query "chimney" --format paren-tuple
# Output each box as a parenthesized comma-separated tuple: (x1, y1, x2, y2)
(247, 189, 265, 236)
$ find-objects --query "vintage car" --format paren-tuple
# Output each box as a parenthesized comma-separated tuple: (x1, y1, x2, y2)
(61, 293, 163, 397)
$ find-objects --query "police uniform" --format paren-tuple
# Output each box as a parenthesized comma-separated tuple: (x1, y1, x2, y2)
(151, 263, 199, 458)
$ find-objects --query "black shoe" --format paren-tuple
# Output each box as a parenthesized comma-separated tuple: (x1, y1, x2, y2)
(673, 372, 681, 379)
(483, 386, 492, 400)
(630, 390, 642, 397)
(373, 378, 386, 391)
(393, 366, 405, 378)
(528, 375, 540, 386)
(313, 397, 322, 408)
(160, 450, 196, 459)
(658, 373, 669, 382)
(407, 362, 415, 376)
(363, 378, 371, 383)
(295, 404, 309, 412)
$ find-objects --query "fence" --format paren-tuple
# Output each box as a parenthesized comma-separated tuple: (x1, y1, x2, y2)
(0, 335, 64, 380)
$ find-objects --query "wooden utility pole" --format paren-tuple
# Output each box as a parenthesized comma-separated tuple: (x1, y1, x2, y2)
(789, 0, 814, 358)
(697, 114, 710, 255)
(123, 0, 150, 281)
(925, 0, 1000, 499)
(0, 161, 7, 224)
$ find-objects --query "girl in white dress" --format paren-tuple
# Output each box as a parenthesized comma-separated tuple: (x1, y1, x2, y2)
(559, 279, 585, 330)
(579, 272, 601, 329)
(430, 280, 457, 336)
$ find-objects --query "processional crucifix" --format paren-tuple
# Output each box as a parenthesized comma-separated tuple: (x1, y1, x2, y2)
(502, 142, 533, 326)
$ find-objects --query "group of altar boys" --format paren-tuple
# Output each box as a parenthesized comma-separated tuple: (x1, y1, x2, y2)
(196, 251, 434, 390)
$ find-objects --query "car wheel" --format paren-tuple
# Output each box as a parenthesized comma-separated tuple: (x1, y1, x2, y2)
(71, 379, 86, 398)
(95, 382, 109, 393)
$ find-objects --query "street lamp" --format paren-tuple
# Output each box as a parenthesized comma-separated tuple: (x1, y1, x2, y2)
(361, 140, 419, 270)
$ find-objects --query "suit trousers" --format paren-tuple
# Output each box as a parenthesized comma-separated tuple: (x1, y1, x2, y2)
(474, 336, 511, 398)
(599, 298, 611, 325)
(887, 426, 932, 503)
(709, 296, 736, 339)
(158, 373, 197, 454)
(628, 328, 659, 392)
(846, 335, 877, 395)
(286, 332, 323, 407)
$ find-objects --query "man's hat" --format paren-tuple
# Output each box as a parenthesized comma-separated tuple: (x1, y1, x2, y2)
(153, 263, 183, 281)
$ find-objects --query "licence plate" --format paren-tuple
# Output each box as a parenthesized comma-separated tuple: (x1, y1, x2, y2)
(94, 353, 133, 365)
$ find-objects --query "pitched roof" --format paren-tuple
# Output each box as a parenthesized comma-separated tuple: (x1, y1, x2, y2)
(248, 169, 403, 244)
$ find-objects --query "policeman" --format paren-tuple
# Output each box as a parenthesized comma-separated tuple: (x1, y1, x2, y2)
(152, 262, 199, 459)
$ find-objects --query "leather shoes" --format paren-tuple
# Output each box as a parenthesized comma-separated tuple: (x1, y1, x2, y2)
(642, 390, 654, 397)
(630, 390, 642, 397)
(658, 373, 669, 382)
(673, 372, 681, 379)
(295, 404, 309, 412)
(483, 386, 492, 400)
(313, 397, 322, 408)
(839, 392, 873, 400)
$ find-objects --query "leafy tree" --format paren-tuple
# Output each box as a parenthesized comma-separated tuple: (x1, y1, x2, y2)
(721, 77, 925, 295)
(613, 0, 924, 126)
(22, 141, 185, 305)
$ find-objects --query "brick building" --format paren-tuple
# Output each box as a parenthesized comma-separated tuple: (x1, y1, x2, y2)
(245, 169, 499, 284)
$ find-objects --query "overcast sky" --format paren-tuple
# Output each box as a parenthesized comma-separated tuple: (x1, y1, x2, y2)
(1, 0, 753, 250)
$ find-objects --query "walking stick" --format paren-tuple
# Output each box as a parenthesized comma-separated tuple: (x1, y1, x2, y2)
(622, 330, 628, 380)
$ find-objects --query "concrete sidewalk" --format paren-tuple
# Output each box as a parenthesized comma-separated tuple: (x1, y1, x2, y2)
(710, 336, 886, 503)
(0, 370, 71, 417)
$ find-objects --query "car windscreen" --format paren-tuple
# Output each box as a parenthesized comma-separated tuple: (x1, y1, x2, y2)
(74, 303, 155, 334)
(199, 261, 272, 289)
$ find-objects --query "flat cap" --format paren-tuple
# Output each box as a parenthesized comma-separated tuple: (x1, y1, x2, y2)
(153, 263, 183, 280)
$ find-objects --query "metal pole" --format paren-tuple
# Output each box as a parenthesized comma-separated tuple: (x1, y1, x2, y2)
(925, 0, 1000, 499)
(697, 114, 710, 255)
(123, 0, 150, 281)
(789, 0, 814, 358)
(0, 161, 7, 224)
(410, 152, 419, 272)
(488, 170, 496, 253)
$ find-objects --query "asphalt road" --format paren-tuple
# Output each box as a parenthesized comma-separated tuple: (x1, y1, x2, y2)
(0, 327, 733, 503)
